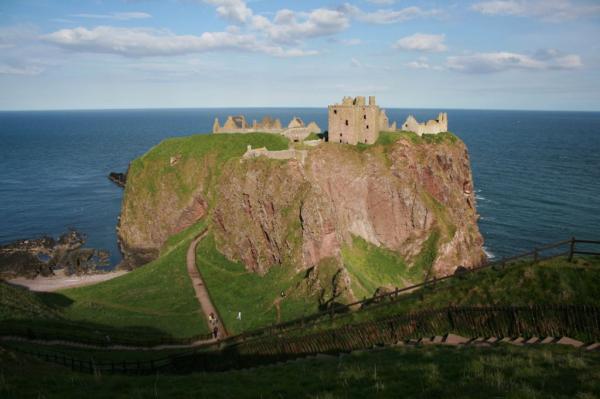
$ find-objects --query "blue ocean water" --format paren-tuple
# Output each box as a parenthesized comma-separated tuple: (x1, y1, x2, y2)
(0, 108, 599, 266)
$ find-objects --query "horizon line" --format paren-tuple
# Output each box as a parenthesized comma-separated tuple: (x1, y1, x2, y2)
(1, 106, 599, 113)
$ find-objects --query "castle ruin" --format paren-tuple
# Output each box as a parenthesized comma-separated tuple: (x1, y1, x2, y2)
(213, 115, 321, 142)
(401, 113, 448, 136)
(328, 96, 396, 145)
(211, 96, 449, 146)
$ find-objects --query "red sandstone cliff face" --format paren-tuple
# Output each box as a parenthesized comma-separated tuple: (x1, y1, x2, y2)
(212, 137, 485, 278)
(118, 135, 485, 294)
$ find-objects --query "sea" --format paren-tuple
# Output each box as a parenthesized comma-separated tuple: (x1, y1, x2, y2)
(1, 108, 599, 267)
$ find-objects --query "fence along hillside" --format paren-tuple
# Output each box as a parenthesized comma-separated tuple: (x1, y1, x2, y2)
(4, 238, 600, 374)
(220, 237, 600, 344)
(1, 238, 599, 350)
(9, 304, 600, 374)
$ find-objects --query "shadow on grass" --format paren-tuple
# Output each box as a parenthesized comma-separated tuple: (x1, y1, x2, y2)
(36, 291, 74, 309)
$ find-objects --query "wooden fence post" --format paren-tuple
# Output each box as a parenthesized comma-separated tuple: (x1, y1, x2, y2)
(533, 248, 539, 263)
(568, 237, 575, 262)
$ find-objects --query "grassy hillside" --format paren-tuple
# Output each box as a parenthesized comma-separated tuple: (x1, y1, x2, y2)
(299, 255, 600, 333)
(196, 231, 443, 336)
(125, 132, 290, 210)
(195, 234, 317, 335)
(0, 281, 61, 321)
(50, 222, 210, 338)
(1, 344, 598, 399)
(341, 236, 410, 300)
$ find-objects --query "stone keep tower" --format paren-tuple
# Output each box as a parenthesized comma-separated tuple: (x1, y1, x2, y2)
(328, 96, 389, 145)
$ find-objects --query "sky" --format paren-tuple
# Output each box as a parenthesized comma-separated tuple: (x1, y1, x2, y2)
(0, 0, 599, 111)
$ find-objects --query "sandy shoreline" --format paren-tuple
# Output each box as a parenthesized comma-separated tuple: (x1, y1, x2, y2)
(8, 269, 128, 292)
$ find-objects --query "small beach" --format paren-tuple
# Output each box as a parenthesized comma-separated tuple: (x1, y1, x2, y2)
(8, 269, 128, 292)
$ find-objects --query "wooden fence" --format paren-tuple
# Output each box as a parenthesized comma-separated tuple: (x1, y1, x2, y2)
(220, 237, 600, 345)
(12, 304, 599, 374)
(2, 238, 599, 358)
(170, 304, 600, 373)
(0, 321, 214, 348)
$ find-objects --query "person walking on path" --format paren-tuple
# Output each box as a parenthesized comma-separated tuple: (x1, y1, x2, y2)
(187, 230, 228, 339)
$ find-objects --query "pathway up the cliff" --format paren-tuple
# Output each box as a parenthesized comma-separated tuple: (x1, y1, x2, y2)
(187, 230, 228, 339)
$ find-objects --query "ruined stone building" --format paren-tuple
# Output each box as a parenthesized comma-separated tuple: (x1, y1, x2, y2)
(211, 98, 448, 147)
(213, 115, 283, 134)
(402, 113, 448, 136)
(328, 96, 396, 145)
(213, 115, 321, 142)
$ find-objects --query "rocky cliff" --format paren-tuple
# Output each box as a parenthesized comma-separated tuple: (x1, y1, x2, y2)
(118, 132, 485, 302)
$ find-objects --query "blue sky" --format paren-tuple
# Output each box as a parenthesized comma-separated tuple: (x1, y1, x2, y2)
(0, 0, 599, 111)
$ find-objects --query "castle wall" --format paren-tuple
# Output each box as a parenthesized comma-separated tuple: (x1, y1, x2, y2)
(402, 113, 448, 136)
(243, 145, 308, 163)
(214, 115, 320, 140)
(328, 97, 386, 145)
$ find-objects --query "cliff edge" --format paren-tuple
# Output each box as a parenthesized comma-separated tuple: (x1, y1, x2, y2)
(118, 132, 485, 303)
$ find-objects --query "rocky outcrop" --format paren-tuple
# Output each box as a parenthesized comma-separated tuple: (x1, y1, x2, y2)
(108, 172, 127, 188)
(213, 138, 484, 277)
(118, 134, 485, 294)
(0, 230, 110, 279)
(117, 151, 213, 269)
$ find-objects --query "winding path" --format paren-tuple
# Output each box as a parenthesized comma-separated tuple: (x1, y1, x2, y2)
(187, 230, 228, 339)
(0, 231, 228, 351)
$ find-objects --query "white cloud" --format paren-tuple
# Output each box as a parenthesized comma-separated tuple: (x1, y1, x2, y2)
(340, 3, 440, 24)
(393, 33, 447, 52)
(70, 12, 152, 20)
(351, 57, 362, 68)
(202, 1, 350, 44)
(406, 57, 443, 70)
(251, 8, 349, 44)
(204, 0, 253, 23)
(471, 0, 600, 21)
(446, 50, 582, 73)
(42, 26, 316, 58)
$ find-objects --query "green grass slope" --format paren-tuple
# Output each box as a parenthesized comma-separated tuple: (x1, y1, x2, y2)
(195, 234, 317, 335)
(1, 344, 598, 399)
(126, 132, 290, 208)
(302, 255, 600, 333)
(341, 233, 440, 300)
(25, 222, 211, 340)
(341, 236, 410, 299)
(0, 281, 61, 321)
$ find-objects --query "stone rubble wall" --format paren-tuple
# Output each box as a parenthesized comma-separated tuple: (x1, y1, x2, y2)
(402, 113, 448, 136)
